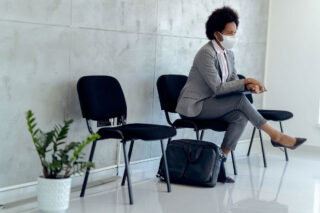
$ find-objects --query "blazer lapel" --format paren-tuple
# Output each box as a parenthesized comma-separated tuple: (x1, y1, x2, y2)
(225, 52, 233, 81)
(208, 41, 223, 79)
(216, 55, 224, 79)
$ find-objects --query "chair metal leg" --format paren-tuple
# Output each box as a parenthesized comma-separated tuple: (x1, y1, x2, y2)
(121, 140, 134, 186)
(195, 129, 200, 140)
(258, 130, 267, 167)
(279, 121, 289, 161)
(231, 151, 237, 175)
(200, 130, 205, 140)
(122, 141, 134, 205)
(80, 140, 97, 197)
(247, 127, 256, 156)
(284, 148, 289, 161)
(160, 139, 171, 192)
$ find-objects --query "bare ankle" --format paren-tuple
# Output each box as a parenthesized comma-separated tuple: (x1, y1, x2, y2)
(221, 147, 230, 155)
(271, 132, 281, 142)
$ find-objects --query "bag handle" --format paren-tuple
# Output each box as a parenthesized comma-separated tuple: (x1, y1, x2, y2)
(184, 145, 203, 163)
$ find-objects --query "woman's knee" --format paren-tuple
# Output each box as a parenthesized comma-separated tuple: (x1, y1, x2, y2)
(236, 94, 255, 112)
(232, 93, 246, 101)
(234, 94, 247, 107)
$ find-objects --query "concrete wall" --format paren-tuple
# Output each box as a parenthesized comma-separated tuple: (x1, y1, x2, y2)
(0, 0, 269, 188)
(264, 0, 320, 147)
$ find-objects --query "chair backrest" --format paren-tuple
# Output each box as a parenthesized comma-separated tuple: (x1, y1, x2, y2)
(77, 75, 127, 121)
(157, 74, 253, 112)
(237, 74, 253, 104)
(157, 75, 188, 113)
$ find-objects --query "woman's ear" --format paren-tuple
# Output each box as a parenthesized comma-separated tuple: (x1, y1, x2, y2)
(214, 32, 222, 41)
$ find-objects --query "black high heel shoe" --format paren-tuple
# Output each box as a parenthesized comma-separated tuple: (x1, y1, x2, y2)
(271, 137, 307, 150)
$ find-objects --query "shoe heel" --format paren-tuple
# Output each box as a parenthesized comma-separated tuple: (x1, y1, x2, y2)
(271, 140, 282, 147)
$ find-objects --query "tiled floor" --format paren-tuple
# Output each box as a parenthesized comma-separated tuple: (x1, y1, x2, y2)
(2, 147, 320, 213)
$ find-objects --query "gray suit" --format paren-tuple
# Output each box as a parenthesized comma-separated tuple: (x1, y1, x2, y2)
(176, 41, 267, 151)
(176, 41, 245, 117)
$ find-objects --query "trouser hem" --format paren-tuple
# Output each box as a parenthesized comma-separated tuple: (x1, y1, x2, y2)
(256, 119, 268, 130)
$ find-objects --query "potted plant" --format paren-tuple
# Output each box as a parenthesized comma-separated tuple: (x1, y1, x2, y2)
(26, 110, 99, 213)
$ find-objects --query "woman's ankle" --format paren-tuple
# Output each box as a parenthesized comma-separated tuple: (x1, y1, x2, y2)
(271, 132, 282, 142)
(221, 147, 230, 155)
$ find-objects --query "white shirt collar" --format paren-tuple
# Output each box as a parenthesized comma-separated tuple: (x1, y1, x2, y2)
(212, 40, 226, 54)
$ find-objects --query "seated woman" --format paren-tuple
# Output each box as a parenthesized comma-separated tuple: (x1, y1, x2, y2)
(175, 6, 306, 183)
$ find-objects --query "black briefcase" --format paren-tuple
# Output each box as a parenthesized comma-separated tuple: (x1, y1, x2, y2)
(158, 139, 225, 187)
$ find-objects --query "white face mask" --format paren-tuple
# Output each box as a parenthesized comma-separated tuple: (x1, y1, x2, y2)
(218, 32, 237, 50)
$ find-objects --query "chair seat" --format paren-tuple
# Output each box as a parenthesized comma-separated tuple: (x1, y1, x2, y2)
(173, 118, 228, 132)
(97, 123, 176, 141)
(258, 109, 293, 121)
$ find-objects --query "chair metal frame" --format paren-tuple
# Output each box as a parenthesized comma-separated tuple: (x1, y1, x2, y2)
(158, 74, 239, 175)
(78, 77, 172, 205)
(246, 121, 289, 168)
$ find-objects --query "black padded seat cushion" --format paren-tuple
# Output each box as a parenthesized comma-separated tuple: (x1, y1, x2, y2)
(97, 123, 176, 141)
(173, 119, 228, 132)
(258, 109, 293, 121)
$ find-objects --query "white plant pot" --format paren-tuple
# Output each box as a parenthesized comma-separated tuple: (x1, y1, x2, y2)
(37, 176, 72, 213)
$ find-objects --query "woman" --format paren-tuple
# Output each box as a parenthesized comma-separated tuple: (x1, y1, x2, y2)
(175, 6, 306, 182)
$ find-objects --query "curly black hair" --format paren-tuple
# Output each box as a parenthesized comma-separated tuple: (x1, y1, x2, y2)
(205, 6, 239, 40)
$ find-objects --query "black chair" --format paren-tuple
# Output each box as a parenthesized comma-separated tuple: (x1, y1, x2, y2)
(234, 75, 293, 168)
(77, 75, 176, 205)
(157, 74, 245, 175)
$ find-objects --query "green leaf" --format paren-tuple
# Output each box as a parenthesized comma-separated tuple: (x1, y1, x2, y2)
(26, 110, 101, 178)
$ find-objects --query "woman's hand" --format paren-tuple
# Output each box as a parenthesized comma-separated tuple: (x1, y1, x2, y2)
(244, 78, 266, 93)
(246, 83, 261, 94)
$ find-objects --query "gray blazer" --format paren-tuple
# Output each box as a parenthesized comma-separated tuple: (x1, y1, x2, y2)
(175, 41, 245, 117)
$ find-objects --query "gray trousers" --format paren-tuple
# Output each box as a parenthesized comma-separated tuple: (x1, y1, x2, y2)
(181, 94, 267, 151)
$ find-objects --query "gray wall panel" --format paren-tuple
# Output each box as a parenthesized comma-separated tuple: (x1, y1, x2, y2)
(0, 0, 269, 187)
